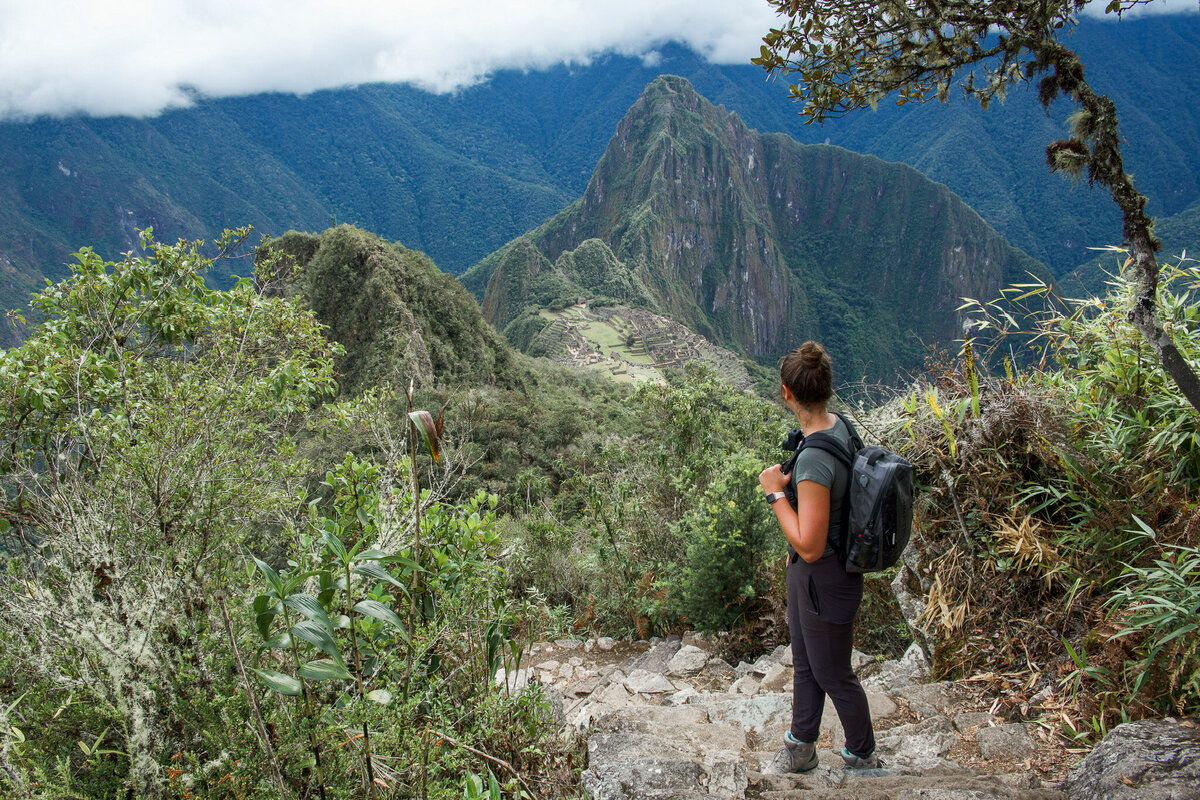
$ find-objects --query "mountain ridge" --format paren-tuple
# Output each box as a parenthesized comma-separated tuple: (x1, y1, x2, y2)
(1, 15, 1196, 338)
(466, 76, 1046, 384)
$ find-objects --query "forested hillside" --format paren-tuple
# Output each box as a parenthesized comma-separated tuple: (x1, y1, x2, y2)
(467, 76, 1044, 384)
(1, 14, 1197, 337)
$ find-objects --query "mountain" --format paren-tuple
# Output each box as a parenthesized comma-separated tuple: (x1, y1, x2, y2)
(262, 225, 521, 395)
(465, 77, 1046, 384)
(1, 15, 1196, 345)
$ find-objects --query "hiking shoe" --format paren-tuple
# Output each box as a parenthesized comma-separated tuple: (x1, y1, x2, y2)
(840, 747, 882, 769)
(765, 733, 818, 774)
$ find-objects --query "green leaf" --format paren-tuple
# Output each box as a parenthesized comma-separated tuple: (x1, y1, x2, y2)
(352, 561, 405, 590)
(252, 595, 283, 640)
(354, 600, 409, 640)
(352, 547, 390, 563)
(298, 658, 352, 682)
(321, 529, 349, 563)
(251, 555, 284, 595)
(254, 669, 302, 696)
(259, 633, 292, 650)
(284, 594, 334, 632)
(289, 620, 343, 661)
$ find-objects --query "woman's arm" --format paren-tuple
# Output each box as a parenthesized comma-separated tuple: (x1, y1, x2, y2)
(759, 465, 831, 563)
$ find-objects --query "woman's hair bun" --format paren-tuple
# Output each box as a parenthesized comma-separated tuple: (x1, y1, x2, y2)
(798, 341, 827, 368)
(779, 340, 833, 407)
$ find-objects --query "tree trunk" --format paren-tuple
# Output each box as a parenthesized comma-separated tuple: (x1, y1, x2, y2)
(1053, 44, 1200, 412)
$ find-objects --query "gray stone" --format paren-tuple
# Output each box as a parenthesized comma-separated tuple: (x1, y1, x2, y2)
(703, 657, 735, 676)
(730, 675, 761, 695)
(1063, 718, 1200, 800)
(599, 704, 712, 732)
(703, 693, 793, 735)
(596, 636, 617, 651)
(866, 641, 930, 691)
(759, 662, 792, 693)
(570, 673, 605, 697)
(892, 681, 972, 719)
(625, 668, 676, 695)
(954, 712, 996, 733)
(581, 757, 706, 800)
(666, 645, 710, 676)
(778, 644, 794, 668)
(663, 685, 699, 706)
(494, 666, 532, 692)
(623, 639, 682, 674)
(976, 723, 1036, 761)
(877, 716, 965, 774)
(851, 648, 874, 670)
(554, 638, 584, 650)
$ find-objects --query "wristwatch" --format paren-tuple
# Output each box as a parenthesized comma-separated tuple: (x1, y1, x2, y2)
(764, 491, 787, 505)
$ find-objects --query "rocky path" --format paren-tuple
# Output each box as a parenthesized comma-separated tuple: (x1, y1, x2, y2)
(498, 635, 1074, 800)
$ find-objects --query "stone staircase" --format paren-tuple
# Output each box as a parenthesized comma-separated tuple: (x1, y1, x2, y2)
(498, 635, 1072, 800)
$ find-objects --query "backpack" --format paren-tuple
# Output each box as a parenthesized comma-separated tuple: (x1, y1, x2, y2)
(781, 412, 914, 573)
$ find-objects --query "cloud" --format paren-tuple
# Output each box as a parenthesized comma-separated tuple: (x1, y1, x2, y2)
(0, 0, 782, 120)
(0, 0, 1193, 120)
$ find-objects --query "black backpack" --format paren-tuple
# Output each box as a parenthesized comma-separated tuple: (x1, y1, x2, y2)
(781, 412, 914, 573)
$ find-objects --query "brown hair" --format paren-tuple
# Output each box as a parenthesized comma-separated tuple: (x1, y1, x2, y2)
(779, 341, 833, 407)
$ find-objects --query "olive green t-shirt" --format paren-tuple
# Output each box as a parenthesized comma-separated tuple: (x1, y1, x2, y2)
(790, 416, 851, 559)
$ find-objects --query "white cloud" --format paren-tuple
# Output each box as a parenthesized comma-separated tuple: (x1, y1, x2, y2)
(0, 0, 1193, 120)
(1082, 0, 1199, 17)
(0, 0, 782, 120)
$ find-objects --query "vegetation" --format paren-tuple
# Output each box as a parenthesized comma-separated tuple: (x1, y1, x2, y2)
(754, 0, 1200, 411)
(0, 232, 580, 799)
(878, 255, 1200, 737)
(3, 213, 1198, 798)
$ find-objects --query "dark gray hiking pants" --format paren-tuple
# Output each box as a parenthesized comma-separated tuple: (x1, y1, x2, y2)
(786, 552, 876, 758)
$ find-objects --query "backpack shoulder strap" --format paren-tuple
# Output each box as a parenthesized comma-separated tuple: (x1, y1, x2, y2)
(799, 434, 853, 468)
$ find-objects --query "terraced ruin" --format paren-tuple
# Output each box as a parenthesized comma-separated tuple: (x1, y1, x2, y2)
(534, 303, 753, 387)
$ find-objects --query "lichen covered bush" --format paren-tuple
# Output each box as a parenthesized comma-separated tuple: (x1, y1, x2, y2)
(0, 233, 580, 799)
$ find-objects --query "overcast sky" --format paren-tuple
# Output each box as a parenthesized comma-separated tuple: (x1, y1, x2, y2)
(1, 0, 1195, 121)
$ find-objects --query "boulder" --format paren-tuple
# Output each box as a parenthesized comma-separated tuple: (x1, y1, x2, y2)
(667, 645, 710, 676)
(1063, 719, 1200, 800)
(623, 639, 682, 674)
(625, 669, 676, 695)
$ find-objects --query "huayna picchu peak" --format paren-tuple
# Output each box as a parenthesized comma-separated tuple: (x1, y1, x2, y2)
(464, 75, 1047, 384)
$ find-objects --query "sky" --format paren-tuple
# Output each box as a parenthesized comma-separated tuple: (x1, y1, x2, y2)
(1, 0, 1195, 121)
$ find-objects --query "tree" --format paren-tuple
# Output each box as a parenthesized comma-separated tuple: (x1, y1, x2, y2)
(752, 0, 1200, 412)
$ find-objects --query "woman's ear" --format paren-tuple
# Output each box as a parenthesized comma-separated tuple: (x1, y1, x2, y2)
(780, 383, 794, 403)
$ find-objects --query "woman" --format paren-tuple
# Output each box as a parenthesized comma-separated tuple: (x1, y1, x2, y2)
(758, 341, 879, 772)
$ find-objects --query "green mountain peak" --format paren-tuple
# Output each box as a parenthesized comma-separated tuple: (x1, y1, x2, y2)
(468, 76, 1047, 384)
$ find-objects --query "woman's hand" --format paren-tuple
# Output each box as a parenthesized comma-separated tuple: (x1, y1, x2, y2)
(759, 464, 790, 494)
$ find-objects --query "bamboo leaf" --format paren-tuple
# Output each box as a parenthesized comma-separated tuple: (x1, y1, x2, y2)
(284, 594, 334, 632)
(297, 658, 352, 682)
(354, 599, 409, 640)
(289, 620, 343, 661)
(352, 561, 405, 589)
(251, 555, 284, 595)
(253, 669, 302, 696)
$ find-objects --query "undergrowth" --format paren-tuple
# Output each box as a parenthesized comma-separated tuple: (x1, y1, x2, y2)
(880, 255, 1200, 740)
